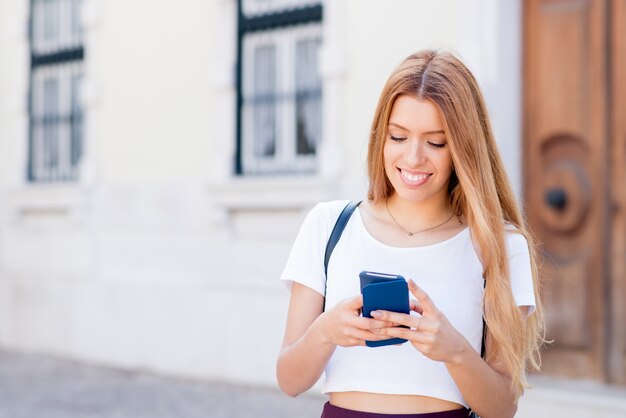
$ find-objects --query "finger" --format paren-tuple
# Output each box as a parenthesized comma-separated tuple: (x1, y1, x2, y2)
(376, 327, 413, 341)
(350, 316, 394, 331)
(346, 337, 366, 347)
(349, 328, 395, 342)
(414, 317, 441, 333)
(410, 299, 423, 315)
(370, 310, 417, 329)
(376, 326, 431, 343)
(408, 279, 438, 314)
(377, 327, 437, 347)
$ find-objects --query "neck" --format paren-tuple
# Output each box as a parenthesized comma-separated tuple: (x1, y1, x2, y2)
(386, 194, 453, 232)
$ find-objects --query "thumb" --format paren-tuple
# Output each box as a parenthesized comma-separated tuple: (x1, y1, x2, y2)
(345, 295, 364, 310)
(409, 299, 424, 315)
(408, 279, 438, 314)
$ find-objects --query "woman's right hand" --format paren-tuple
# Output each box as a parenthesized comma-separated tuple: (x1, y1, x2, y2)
(277, 284, 393, 396)
(315, 295, 395, 347)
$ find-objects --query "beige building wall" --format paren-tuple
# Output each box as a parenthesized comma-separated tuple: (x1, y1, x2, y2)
(0, 0, 528, 392)
(5, 2, 626, 415)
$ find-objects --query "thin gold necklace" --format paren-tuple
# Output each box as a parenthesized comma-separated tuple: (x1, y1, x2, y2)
(385, 199, 455, 237)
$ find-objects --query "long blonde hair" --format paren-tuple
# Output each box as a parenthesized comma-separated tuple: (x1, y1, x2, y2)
(367, 50, 545, 396)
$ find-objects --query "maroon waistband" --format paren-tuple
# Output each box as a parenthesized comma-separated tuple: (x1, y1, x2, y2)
(321, 402, 470, 418)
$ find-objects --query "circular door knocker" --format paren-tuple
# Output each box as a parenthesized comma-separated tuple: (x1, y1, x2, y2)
(538, 152, 591, 235)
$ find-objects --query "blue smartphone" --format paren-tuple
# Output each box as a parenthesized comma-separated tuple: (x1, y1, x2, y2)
(359, 270, 405, 291)
(359, 271, 410, 348)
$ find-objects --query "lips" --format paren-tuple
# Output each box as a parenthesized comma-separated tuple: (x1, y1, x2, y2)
(399, 168, 431, 187)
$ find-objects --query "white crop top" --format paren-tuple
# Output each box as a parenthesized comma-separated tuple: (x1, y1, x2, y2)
(280, 200, 536, 407)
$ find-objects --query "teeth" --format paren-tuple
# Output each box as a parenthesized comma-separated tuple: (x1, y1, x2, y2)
(401, 170, 429, 182)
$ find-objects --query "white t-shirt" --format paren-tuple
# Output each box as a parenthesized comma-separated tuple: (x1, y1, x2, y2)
(280, 200, 536, 407)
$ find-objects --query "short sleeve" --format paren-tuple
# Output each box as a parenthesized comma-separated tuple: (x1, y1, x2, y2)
(506, 232, 536, 316)
(279, 201, 347, 296)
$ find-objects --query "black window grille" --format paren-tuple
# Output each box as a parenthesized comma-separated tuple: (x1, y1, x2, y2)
(28, 0, 84, 182)
(236, 0, 323, 175)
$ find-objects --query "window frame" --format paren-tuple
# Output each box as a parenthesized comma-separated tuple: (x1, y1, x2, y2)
(28, 0, 85, 183)
(235, 0, 323, 176)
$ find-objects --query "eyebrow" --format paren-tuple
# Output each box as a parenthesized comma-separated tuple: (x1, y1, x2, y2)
(388, 122, 445, 136)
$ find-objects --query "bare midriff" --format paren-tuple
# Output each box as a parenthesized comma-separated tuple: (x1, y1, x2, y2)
(329, 392, 464, 414)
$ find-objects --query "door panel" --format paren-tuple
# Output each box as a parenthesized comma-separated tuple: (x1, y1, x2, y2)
(610, 0, 626, 385)
(524, 0, 608, 380)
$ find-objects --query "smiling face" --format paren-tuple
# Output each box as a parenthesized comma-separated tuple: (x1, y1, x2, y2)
(383, 95, 453, 205)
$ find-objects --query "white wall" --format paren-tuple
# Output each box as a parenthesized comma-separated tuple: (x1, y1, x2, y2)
(0, 0, 523, 390)
(96, 2, 214, 183)
(460, 0, 523, 203)
(339, 0, 458, 197)
(0, 0, 29, 189)
(339, 0, 523, 203)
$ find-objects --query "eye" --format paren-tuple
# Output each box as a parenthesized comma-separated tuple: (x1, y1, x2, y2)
(427, 141, 446, 148)
(389, 135, 406, 142)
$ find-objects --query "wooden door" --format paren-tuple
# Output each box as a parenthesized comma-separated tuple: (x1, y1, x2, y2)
(610, 0, 626, 385)
(523, 0, 623, 382)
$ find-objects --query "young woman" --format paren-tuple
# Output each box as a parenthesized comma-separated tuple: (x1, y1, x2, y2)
(276, 50, 545, 418)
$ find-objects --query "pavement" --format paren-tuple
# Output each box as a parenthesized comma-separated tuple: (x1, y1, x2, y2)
(3, 349, 626, 418)
(0, 350, 324, 418)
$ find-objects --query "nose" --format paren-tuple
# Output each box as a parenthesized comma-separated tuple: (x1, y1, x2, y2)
(405, 139, 426, 167)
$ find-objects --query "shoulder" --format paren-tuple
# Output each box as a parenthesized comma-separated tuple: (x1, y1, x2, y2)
(305, 199, 353, 224)
(310, 199, 352, 215)
(504, 223, 530, 257)
(295, 200, 354, 239)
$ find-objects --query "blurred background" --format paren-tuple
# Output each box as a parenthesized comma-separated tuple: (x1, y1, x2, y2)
(0, 0, 624, 416)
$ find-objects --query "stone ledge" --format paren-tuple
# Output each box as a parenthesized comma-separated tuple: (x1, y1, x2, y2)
(518, 376, 626, 417)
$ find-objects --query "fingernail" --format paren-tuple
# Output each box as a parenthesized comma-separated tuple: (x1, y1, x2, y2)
(370, 311, 382, 318)
(408, 279, 416, 287)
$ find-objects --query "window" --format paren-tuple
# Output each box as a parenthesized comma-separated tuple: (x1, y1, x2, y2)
(29, 0, 84, 182)
(237, 0, 323, 175)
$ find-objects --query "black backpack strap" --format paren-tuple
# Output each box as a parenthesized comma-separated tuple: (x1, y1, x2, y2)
(469, 280, 488, 418)
(480, 318, 487, 358)
(480, 279, 487, 358)
(323, 200, 362, 311)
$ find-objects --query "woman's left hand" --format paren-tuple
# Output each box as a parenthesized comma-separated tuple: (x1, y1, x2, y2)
(370, 279, 470, 364)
